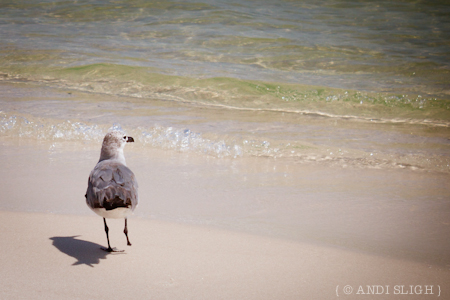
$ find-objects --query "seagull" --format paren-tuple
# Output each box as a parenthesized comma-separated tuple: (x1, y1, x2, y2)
(85, 131, 138, 252)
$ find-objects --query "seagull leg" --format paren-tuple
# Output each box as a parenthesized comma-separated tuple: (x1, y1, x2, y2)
(102, 218, 113, 252)
(124, 218, 132, 246)
(101, 218, 124, 252)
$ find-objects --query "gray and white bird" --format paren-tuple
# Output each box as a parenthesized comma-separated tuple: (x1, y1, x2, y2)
(85, 131, 138, 252)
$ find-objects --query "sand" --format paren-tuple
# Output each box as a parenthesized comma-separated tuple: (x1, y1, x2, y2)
(0, 211, 449, 299)
(0, 137, 449, 299)
(0, 210, 449, 299)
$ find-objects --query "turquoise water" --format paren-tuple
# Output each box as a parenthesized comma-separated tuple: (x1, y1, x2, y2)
(1, 0, 449, 114)
(0, 0, 449, 171)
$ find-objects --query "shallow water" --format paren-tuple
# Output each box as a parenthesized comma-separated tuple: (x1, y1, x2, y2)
(1, 1, 449, 172)
(1, 0, 449, 123)
(1, 83, 449, 173)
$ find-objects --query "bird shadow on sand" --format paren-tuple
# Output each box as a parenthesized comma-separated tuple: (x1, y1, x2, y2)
(49, 236, 125, 267)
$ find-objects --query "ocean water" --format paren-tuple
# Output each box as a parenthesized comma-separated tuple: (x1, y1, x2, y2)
(1, 0, 449, 172)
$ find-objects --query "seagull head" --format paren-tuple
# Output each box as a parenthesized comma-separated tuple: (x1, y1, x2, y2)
(99, 130, 134, 164)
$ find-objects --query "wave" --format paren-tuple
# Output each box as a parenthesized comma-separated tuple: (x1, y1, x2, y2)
(1, 63, 449, 127)
(0, 112, 244, 158)
(2, 110, 448, 174)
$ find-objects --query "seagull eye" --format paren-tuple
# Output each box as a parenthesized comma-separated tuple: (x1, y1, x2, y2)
(123, 136, 127, 140)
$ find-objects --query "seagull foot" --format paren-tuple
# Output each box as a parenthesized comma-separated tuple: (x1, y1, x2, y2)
(101, 247, 124, 253)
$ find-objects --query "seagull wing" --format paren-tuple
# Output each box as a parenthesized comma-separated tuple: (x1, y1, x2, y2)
(86, 160, 138, 211)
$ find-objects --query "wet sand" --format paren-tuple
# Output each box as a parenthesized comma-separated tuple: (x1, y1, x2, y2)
(0, 137, 449, 299)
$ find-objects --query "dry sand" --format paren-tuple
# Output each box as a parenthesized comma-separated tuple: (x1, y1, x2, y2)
(1, 211, 449, 299)
(0, 137, 449, 299)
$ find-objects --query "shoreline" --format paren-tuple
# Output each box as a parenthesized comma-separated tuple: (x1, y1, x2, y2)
(2, 81, 450, 174)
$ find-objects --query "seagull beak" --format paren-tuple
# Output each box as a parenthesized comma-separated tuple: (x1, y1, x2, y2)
(126, 136, 134, 143)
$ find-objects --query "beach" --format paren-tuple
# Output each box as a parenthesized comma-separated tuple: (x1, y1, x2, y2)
(1, 136, 449, 299)
(1, 211, 449, 299)
(1, 1, 450, 298)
